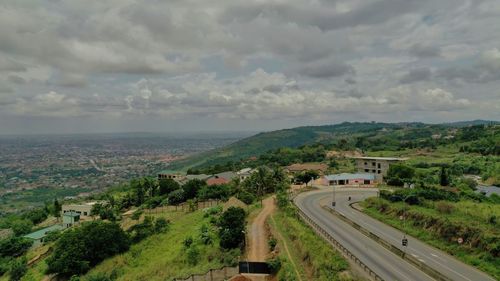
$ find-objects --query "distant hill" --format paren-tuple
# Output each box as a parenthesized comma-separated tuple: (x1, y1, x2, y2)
(169, 121, 499, 171)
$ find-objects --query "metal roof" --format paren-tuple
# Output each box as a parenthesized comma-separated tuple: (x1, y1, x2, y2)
(351, 156, 408, 161)
(23, 224, 64, 240)
(325, 173, 375, 181)
(63, 211, 80, 217)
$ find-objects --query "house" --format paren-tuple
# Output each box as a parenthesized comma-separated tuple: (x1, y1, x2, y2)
(206, 171, 237, 186)
(62, 201, 105, 218)
(62, 211, 80, 228)
(157, 170, 186, 181)
(23, 224, 64, 247)
(323, 173, 375, 186)
(351, 156, 408, 182)
(236, 168, 255, 181)
(206, 176, 230, 186)
(285, 163, 328, 175)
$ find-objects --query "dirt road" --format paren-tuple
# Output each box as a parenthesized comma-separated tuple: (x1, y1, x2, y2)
(247, 196, 275, 261)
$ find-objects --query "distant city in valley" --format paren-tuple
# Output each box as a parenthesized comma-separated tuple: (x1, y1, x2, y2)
(0, 132, 249, 213)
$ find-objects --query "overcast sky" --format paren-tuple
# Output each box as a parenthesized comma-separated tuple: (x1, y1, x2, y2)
(0, 0, 499, 134)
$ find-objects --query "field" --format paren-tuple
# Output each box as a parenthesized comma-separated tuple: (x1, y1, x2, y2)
(361, 198, 500, 279)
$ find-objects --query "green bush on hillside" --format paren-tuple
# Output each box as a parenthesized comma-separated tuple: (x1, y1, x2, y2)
(46, 221, 130, 277)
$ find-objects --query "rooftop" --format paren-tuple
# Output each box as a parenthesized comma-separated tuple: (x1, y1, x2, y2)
(286, 163, 328, 171)
(325, 173, 375, 181)
(63, 211, 80, 217)
(351, 156, 408, 161)
(24, 224, 64, 240)
(158, 170, 185, 175)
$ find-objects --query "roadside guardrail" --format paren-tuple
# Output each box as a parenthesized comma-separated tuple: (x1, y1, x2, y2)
(293, 201, 384, 281)
(322, 204, 452, 281)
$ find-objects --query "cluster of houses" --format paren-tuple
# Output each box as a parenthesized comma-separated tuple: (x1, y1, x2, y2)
(23, 201, 104, 246)
(158, 167, 256, 186)
(284, 156, 407, 187)
(22, 156, 407, 247)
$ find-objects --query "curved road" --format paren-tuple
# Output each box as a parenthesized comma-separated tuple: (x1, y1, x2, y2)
(295, 188, 495, 281)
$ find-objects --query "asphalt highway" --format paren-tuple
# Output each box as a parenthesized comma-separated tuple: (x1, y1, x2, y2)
(294, 188, 495, 281)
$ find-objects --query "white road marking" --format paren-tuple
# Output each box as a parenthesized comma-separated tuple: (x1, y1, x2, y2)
(430, 253, 438, 257)
(411, 253, 418, 258)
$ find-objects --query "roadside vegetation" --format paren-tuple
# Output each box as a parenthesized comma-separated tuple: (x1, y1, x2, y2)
(361, 184, 500, 279)
(267, 194, 354, 281)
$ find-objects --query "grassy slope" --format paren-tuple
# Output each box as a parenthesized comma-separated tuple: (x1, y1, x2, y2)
(83, 210, 228, 281)
(361, 199, 500, 279)
(268, 208, 355, 281)
(15, 209, 233, 281)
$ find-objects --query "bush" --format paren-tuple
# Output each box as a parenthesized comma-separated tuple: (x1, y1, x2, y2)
(183, 236, 193, 248)
(46, 221, 130, 276)
(236, 192, 255, 205)
(186, 247, 200, 265)
(435, 201, 455, 214)
(167, 189, 185, 205)
(0, 237, 33, 258)
(268, 237, 277, 251)
(218, 207, 246, 249)
(9, 257, 27, 281)
(154, 218, 170, 233)
(267, 257, 282, 274)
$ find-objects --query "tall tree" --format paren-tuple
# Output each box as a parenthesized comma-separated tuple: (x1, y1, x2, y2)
(53, 199, 61, 218)
(440, 166, 450, 186)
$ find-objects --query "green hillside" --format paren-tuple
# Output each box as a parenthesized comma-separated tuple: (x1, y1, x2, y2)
(170, 121, 499, 171)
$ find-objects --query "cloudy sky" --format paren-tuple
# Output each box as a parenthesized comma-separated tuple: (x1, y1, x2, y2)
(0, 0, 499, 134)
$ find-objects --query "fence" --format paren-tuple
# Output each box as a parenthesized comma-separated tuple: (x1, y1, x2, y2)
(293, 203, 384, 281)
(172, 266, 239, 281)
(238, 261, 270, 274)
(143, 199, 221, 214)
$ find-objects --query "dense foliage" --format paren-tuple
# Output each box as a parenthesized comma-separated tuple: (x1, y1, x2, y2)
(218, 207, 246, 249)
(46, 221, 130, 276)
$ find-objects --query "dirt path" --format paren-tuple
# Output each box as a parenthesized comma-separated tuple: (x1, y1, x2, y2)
(247, 196, 275, 261)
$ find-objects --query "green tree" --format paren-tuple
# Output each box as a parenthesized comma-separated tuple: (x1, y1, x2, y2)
(218, 207, 246, 249)
(386, 164, 415, 186)
(46, 221, 130, 276)
(0, 237, 33, 258)
(295, 170, 319, 187)
(9, 257, 27, 281)
(182, 179, 206, 200)
(10, 220, 32, 236)
(167, 189, 185, 205)
(440, 166, 450, 186)
(159, 179, 180, 196)
(53, 199, 62, 218)
(131, 179, 145, 206)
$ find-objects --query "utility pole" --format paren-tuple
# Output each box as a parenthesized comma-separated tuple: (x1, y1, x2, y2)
(332, 184, 336, 208)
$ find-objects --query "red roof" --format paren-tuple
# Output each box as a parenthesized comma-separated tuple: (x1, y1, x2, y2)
(206, 177, 230, 186)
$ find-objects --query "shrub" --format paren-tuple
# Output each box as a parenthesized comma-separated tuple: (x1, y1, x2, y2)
(154, 218, 170, 233)
(186, 247, 200, 265)
(268, 237, 277, 251)
(9, 257, 27, 281)
(435, 201, 455, 214)
(266, 257, 282, 274)
(131, 210, 142, 220)
(183, 236, 193, 248)
(167, 189, 185, 205)
(237, 192, 255, 205)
